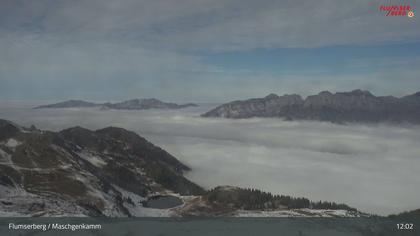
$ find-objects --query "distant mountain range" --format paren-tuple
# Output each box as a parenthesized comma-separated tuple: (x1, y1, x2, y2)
(35, 100, 100, 108)
(34, 99, 198, 110)
(202, 89, 420, 124)
(101, 98, 197, 110)
(1, 119, 363, 217)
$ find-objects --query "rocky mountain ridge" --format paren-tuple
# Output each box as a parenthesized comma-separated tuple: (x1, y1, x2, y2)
(35, 99, 198, 110)
(101, 98, 197, 110)
(0, 119, 203, 216)
(202, 89, 420, 124)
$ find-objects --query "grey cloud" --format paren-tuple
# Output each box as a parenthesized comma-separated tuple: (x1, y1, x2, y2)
(1, 0, 419, 101)
(1, 0, 419, 51)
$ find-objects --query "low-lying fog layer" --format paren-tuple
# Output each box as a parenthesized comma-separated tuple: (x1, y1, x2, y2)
(1, 102, 419, 215)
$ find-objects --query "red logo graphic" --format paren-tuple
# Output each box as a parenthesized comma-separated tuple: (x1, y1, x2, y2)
(379, 5, 414, 17)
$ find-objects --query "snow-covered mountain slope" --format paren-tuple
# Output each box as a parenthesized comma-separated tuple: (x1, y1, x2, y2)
(0, 119, 203, 216)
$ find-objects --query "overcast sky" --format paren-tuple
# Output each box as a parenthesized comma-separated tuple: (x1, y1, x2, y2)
(0, 0, 419, 102)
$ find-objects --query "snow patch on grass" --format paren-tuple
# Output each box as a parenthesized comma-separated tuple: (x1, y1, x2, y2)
(4, 138, 21, 148)
(78, 151, 107, 167)
(235, 208, 362, 217)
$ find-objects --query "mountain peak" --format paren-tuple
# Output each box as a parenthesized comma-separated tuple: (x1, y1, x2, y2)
(318, 91, 333, 96)
(61, 126, 92, 133)
(264, 93, 280, 99)
(0, 119, 15, 126)
(348, 89, 373, 96)
(408, 91, 420, 97)
(0, 119, 21, 140)
(35, 100, 99, 109)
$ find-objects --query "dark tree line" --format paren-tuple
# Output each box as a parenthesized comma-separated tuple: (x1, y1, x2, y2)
(205, 187, 356, 212)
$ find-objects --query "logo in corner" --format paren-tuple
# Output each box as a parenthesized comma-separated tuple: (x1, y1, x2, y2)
(379, 5, 414, 17)
(407, 10, 415, 18)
